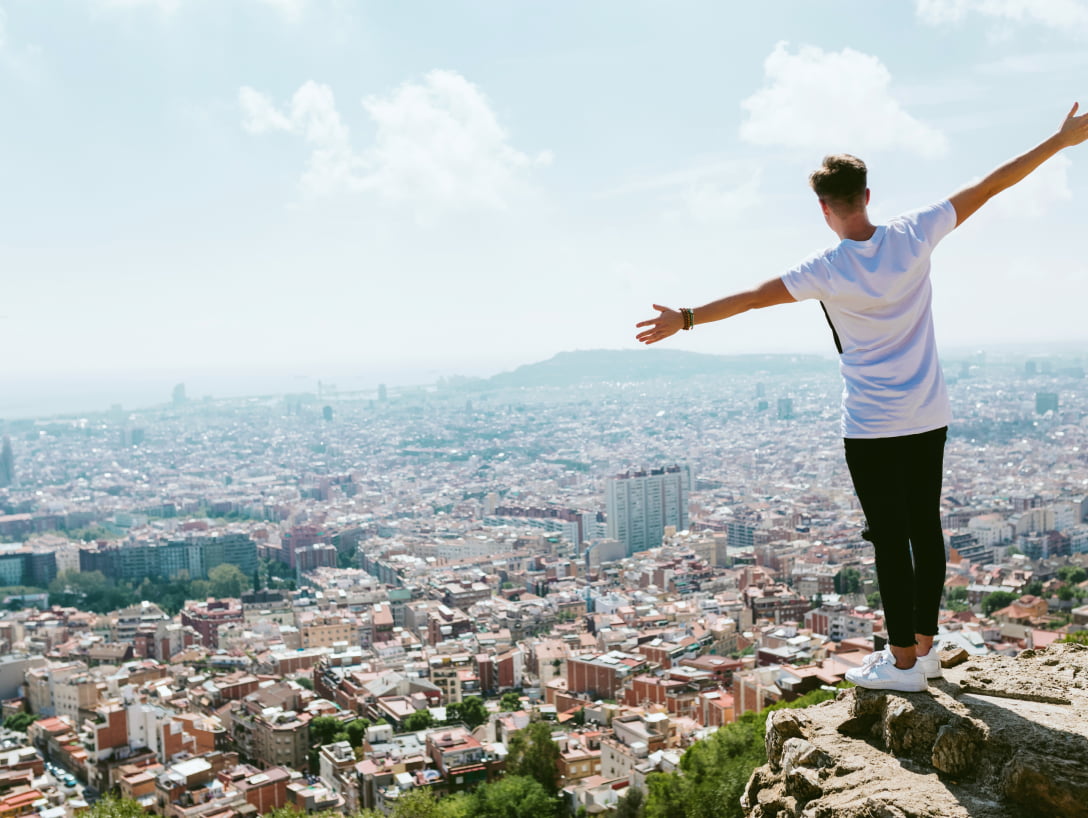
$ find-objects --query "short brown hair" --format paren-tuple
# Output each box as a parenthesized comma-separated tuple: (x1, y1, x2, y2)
(809, 154, 867, 212)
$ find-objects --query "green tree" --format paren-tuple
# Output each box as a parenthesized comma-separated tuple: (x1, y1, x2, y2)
(2, 712, 34, 732)
(295, 676, 314, 691)
(447, 696, 487, 729)
(1059, 631, 1088, 646)
(506, 720, 561, 795)
(264, 807, 364, 818)
(499, 691, 522, 711)
(47, 570, 138, 614)
(389, 788, 473, 818)
(614, 786, 645, 818)
(643, 772, 687, 818)
(309, 715, 344, 747)
(345, 718, 369, 748)
(87, 796, 147, 818)
(50, 569, 107, 597)
(834, 567, 861, 595)
(389, 789, 442, 818)
(472, 775, 559, 818)
(946, 585, 968, 603)
(1024, 578, 1044, 597)
(337, 543, 358, 570)
(404, 710, 435, 732)
(640, 686, 837, 818)
(208, 563, 249, 598)
(982, 590, 1018, 616)
(1058, 565, 1087, 584)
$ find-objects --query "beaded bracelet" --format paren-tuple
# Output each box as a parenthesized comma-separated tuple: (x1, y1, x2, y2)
(681, 308, 695, 330)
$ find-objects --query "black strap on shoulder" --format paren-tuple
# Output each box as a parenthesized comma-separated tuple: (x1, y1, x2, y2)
(820, 301, 843, 354)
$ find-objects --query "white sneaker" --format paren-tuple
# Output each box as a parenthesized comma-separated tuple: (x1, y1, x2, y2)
(846, 650, 927, 692)
(859, 648, 942, 679)
(916, 650, 942, 679)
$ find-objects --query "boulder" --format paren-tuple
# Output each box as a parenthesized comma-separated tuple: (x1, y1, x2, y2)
(742, 642, 1088, 818)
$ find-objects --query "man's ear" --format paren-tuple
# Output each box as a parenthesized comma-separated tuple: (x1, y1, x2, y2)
(865, 188, 871, 205)
(819, 199, 830, 217)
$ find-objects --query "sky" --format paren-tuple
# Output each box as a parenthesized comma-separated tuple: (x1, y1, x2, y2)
(4, 0, 1088, 406)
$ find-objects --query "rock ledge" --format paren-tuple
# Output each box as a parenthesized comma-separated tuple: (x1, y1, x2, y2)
(741, 642, 1088, 818)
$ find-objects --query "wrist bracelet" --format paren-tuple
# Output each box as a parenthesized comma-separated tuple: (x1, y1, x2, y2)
(681, 308, 694, 330)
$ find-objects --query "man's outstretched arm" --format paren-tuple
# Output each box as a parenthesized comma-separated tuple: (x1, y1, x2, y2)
(949, 102, 1088, 227)
(634, 277, 795, 345)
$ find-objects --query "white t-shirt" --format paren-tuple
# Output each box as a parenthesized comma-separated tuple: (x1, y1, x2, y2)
(780, 199, 958, 439)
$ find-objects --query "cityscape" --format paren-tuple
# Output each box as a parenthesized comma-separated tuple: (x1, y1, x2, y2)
(1, 347, 1087, 817)
(6, 1, 1088, 815)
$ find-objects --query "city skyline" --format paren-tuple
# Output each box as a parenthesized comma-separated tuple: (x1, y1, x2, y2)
(4, 2, 1088, 386)
(7, 341, 1088, 421)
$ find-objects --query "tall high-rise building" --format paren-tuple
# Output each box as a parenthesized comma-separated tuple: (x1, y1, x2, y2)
(0, 436, 13, 487)
(606, 465, 691, 556)
(777, 398, 794, 420)
(1036, 392, 1059, 415)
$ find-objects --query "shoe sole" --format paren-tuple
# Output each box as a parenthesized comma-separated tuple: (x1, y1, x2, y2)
(846, 677, 928, 692)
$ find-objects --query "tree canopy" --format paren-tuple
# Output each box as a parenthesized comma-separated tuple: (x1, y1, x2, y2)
(472, 774, 559, 818)
(404, 710, 436, 732)
(499, 691, 523, 711)
(446, 696, 488, 730)
(86, 796, 149, 818)
(208, 562, 250, 598)
(982, 590, 1018, 616)
(834, 566, 861, 595)
(505, 720, 560, 796)
(641, 687, 837, 818)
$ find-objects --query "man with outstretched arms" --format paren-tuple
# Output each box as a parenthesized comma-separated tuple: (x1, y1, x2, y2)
(636, 104, 1088, 691)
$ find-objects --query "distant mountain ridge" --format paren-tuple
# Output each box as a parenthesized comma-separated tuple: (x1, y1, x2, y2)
(479, 348, 831, 389)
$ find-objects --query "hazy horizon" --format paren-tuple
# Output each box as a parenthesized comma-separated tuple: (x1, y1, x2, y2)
(7, 339, 1088, 421)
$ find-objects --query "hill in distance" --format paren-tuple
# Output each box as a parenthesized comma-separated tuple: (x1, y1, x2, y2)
(472, 348, 832, 390)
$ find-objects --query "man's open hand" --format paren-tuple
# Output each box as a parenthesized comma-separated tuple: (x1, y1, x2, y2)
(1059, 102, 1088, 148)
(635, 304, 683, 345)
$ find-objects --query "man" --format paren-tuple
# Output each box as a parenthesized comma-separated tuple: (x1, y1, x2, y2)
(635, 103, 1088, 692)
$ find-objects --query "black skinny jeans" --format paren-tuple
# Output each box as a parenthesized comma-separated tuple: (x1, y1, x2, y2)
(844, 426, 947, 648)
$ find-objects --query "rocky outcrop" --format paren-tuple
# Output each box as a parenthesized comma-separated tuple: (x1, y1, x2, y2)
(742, 641, 1088, 818)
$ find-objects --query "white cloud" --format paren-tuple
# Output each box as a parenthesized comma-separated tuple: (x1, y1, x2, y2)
(915, 0, 1088, 30)
(240, 70, 548, 209)
(740, 42, 948, 158)
(240, 81, 361, 197)
(359, 69, 549, 209)
(239, 86, 292, 133)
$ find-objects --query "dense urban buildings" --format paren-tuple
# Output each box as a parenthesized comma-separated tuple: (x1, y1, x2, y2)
(0, 349, 1087, 816)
